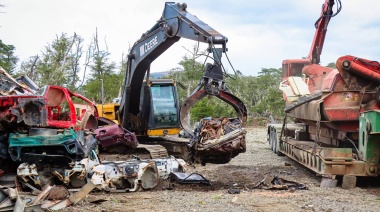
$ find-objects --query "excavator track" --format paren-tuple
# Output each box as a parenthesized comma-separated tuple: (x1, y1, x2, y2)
(137, 144, 168, 159)
(99, 144, 168, 161)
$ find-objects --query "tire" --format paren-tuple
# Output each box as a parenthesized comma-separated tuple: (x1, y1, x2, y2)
(268, 127, 272, 148)
(273, 131, 285, 156)
(269, 129, 276, 153)
(272, 129, 277, 153)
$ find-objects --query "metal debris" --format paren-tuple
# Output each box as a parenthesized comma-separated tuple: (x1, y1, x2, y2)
(47, 181, 95, 211)
(14, 194, 26, 212)
(16, 154, 189, 193)
(189, 117, 247, 165)
(0, 196, 13, 210)
(17, 163, 41, 187)
(29, 185, 53, 205)
(227, 188, 240, 194)
(0, 66, 34, 95)
(47, 186, 70, 200)
(91, 160, 158, 192)
(89, 199, 108, 204)
(251, 176, 308, 190)
(95, 124, 138, 153)
(154, 156, 188, 179)
(169, 172, 211, 186)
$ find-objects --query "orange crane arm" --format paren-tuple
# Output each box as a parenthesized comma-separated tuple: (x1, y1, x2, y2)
(308, 0, 341, 64)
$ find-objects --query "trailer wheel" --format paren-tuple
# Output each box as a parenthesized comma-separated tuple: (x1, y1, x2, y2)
(270, 128, 285, 156)
(269, 127, 276, 153)
(272, 129, 278, 153)
(275, 138, 285, 156)
(273, 131, 285, 156)
(268, 127, 273, 151)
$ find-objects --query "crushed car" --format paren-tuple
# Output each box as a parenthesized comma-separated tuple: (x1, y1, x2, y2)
(188, 117, 247, 165)
(0, 67, 48, 174)
(0, 67, 99, 182)
(94, 124, 138, 154)
(17, 153, 188, 192)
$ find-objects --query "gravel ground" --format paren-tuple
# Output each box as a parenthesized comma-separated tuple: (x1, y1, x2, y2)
(69, 127, 380, 212)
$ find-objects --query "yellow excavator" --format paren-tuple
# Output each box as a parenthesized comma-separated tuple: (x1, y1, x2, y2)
(97, 2, 247, 159)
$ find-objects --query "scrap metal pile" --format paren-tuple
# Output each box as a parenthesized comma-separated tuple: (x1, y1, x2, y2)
(0, 153, 189, 210)
(189, 117, 247, 165)
(0, 67, 213, 210)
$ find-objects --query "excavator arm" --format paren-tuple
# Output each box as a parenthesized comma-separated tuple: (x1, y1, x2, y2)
(120, 2, 246, 135)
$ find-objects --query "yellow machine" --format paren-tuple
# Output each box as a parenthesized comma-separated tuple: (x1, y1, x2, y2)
(97, 79, 181, 137)
(96, 102, 120, 124)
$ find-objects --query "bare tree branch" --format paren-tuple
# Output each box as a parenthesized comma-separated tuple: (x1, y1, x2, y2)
(94, 28, 100, 54)
(60, 33, 76, 76)
(78, 42, 94, 88)
(30, 55, 39, 78)
(70, 35, 83, 87)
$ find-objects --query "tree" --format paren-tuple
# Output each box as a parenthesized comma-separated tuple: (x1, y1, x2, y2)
(68, 35, 84, 89)
(17, 33, 84, 87)
(19, 55, 39, 81)
(326, 62, 336, 68)
(189, 98, 214, 122)
(165, 45, 205, 104)
(0, 40, 19, 74)
(250, 68, 284, 117)
(82, 30, 118, 103)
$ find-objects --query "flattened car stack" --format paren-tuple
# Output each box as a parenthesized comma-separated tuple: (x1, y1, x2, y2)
(189, 117, 247, 165)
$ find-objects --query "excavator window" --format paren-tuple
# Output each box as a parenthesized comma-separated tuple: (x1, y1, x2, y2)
(151, 84, 178, 128)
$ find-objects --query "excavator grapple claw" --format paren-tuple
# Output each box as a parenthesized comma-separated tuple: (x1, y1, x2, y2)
(180, 88, 247, 136)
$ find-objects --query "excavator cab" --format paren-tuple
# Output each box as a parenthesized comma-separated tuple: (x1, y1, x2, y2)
(146, 79, 180, 136)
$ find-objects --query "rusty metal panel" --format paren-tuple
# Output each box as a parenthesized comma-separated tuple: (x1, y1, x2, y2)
(7, 188, 16, 200)
(0, 66, 34, 95)
(69, 181, 95, 205)
(30, 185, 53, 205)
(17, 163, 41, 187)
(0, 197, 13, 209)
(331, 165, 346, 175)
(189, 117, 246, 165)
(319, 148, 353, 160)
(291, 99, 323, 121)
(0, 189, 6, 204)
(281, 138, 369, 176)
(48, 199, 72, 211)
(14, 195, 26, 212)
(48, 181, 95, 210)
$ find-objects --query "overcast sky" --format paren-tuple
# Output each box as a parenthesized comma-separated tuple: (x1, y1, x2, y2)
(1, 0, 379, 76)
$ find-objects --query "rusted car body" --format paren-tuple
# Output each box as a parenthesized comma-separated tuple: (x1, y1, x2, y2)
(17, 154, 187, 191)
(40, 85, 99, 130)
(0, 77, 99, 178)
(189, 117, 246, 165)
(94, 124, 138, 153)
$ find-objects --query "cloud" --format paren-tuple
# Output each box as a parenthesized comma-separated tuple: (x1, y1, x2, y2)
(0, 0, 379, 77)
